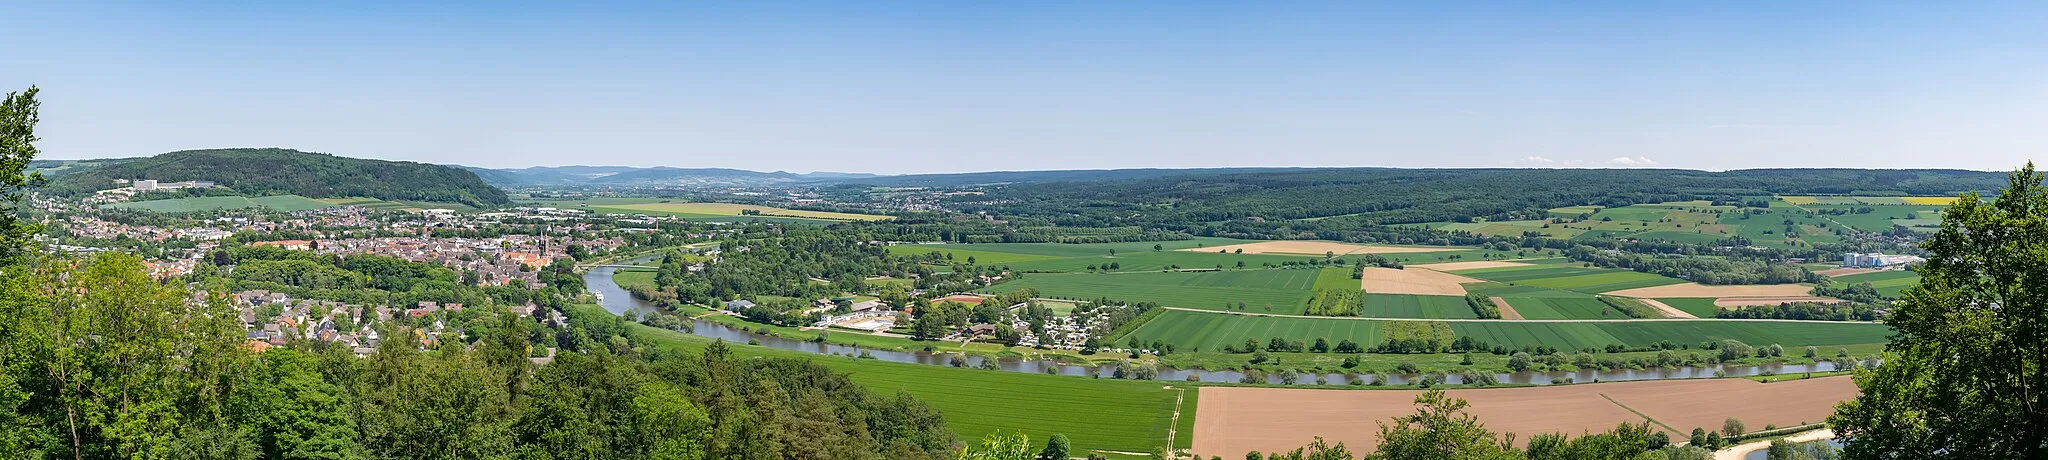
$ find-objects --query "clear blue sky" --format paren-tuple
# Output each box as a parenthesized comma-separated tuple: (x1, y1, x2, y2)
(3, 1, 2043, 173)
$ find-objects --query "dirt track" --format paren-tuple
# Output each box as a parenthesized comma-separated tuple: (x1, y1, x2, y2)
(1813, 267, 1877, 277)
(1360, 267, 1482, 295)
(1635, 299, 1697, 319)
(1490, 297, 1525, 320)
(1188, 241, 1459, 256)
(1604, 283, 1816, 299)
(1412, 261, 1533, 271)
(1190, 377, 1856, 457)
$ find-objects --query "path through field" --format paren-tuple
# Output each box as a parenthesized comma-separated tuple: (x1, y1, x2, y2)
(1636, 299, 1697, 319)
(1490, 297, 1525, 320)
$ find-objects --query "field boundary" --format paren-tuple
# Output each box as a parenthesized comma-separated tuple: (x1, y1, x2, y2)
(1635, 299, 1697, 319)
(1599, 393, 1681, 434)
(1490, 297, 1525, 320)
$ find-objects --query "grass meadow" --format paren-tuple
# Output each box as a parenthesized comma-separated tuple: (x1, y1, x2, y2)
(1827, 270, 1922, 298)
(598, 305, 1194, 457)
(978, 268, 1328, 313)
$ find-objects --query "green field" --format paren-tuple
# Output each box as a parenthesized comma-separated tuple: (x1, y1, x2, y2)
(597, 305, 1193, 456)
(1505, 296, 1631, 320)
(1507, 199, 1953, 248)
(1827, 270, 1922, 298)
(1655, 298, 1723, 317)
(979, 268, 1326, 313)
(1360, 294, 1478, 319)
(104, 194, 337, 212)
(1453, 265, 1686, 294)
(1124, 309, 1894, 352)
(888, 239, 1500, 274)
(612, 270, 657, 290)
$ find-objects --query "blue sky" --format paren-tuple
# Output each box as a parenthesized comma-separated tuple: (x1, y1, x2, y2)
(3, 1, 2043, 173)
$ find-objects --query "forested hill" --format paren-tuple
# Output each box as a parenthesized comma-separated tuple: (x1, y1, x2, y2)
(463, 165, 880, 187)
(933, 168, 2011, 226)
(51, 148, 512, 207)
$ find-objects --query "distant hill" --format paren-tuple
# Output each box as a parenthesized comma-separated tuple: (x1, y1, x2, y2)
(51, 148, 511, 207)
(463, 165, 878, 187)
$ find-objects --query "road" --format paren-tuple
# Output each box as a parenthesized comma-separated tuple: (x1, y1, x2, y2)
(1715, 429, 1835, 460)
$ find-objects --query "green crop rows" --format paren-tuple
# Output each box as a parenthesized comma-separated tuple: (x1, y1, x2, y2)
(1124, 309, 1894, 353)
(979, 269, 1326, 313)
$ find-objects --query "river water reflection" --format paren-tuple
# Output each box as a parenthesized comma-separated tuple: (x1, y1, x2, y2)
(585, 258, 1847, 385)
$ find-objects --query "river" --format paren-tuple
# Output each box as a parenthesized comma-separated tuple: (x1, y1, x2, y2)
(584, 258, 1849, 385)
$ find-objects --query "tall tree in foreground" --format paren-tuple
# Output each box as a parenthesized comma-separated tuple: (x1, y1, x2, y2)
(0, 86, 42, 263)
(1831, 163, 2048, 459)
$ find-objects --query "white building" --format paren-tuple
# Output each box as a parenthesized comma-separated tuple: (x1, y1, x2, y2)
(133, 179, 157, 191)
(1842, 253, 1926, 269)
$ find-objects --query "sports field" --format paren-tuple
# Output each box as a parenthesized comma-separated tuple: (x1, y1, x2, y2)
(103, 194, 337, 212)
(1193, 376, 1856, 455)
(608, 306, 1194, 457)
(977, 268, 1328, 313)
(1123, 309, 1894, 352)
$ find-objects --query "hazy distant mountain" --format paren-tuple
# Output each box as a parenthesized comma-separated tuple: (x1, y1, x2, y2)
(48, 148, 511, 207)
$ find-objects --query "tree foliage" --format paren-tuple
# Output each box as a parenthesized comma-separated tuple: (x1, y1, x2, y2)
(1830, 163, 2048, 459)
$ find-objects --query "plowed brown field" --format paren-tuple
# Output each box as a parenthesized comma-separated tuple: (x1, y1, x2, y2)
(1190, 377, 1855, 457)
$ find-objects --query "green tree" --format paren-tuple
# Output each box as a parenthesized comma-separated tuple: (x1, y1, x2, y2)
(1037, 433, 1070, 460)
(1366, 390, 1521, 460)
(1721, 418, 1745, 437)
(962, 431, 1033, 460)
(0, 86, 43, 263)
(1832, 164, 2048, 459)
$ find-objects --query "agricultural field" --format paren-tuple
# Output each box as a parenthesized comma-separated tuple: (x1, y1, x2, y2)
(890, 239, 1500, 273)
(1652, 298, 1723, 318)
(1444, 199, 1954, 248)
(978, 268, 1329, 313)
(1188, 240, 1460, 256)
(1123, 309, 1894, 352)
(1449, 265, 1686, 294)
(103, 194, 337, 212)
(1490, 296, 1630, 320)
(1358, 294, 1478, 319)
(1193, 376, 1856, 454)
(611, 307, 1193, 457)
(1827, 269, 1922, 298)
